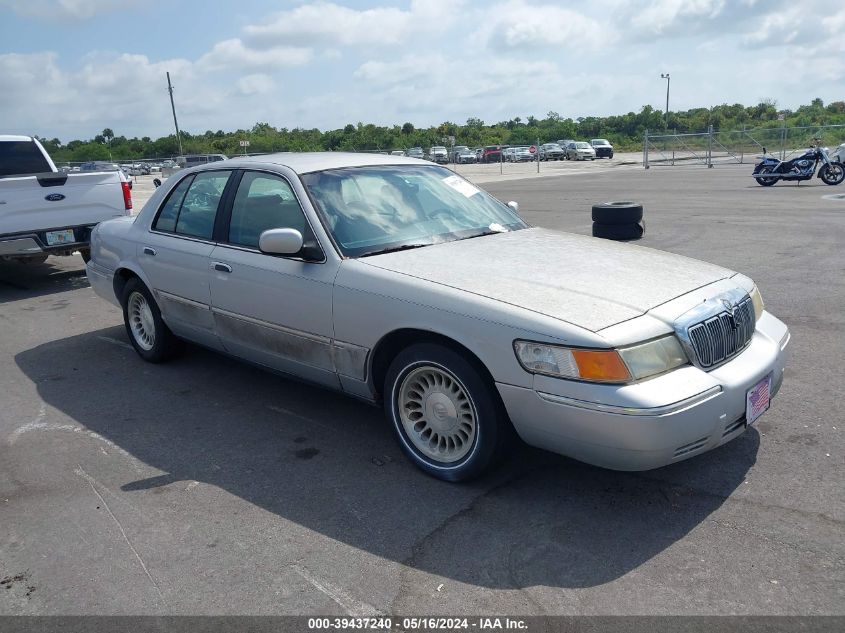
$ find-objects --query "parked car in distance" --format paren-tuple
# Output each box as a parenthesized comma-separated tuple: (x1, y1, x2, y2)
(591, 139, 614, 159)
(475, 148, 484, 163)
(482, 145, 503, 163)
(557, 139, 575, 149)
(565, 141, 596, 161)
(427, 146, 449, 164)
(86, 152, 789, 482)
(539, 143, 564, 161)
(405, 147, 425, 160)
(509, 146, 534, 162)
(175, 154, 228, 168)
(390, 150, 405, 157)
(454, 147, 477, 164)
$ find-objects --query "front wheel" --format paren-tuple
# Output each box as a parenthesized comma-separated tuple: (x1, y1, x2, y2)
(384, 343, 513, 481)
(754, 166, 778, 186)
(819, 163, 845, 186)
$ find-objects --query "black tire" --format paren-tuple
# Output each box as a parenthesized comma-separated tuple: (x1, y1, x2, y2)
(121, 277, 183, 363)
(754, 166, 778, 186)
(384, 343, 514, 482)
(819, 163, 845, 186)
(592, 201, 644, 225)
(592, 221, 645, 241)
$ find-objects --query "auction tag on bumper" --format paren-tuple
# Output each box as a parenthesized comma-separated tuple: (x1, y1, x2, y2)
(746, 373, 772, 426)
(442, 174, 480, 198)
(45, 229, 75, 245)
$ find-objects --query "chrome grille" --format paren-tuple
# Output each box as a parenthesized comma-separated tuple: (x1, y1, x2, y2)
(687, 297, 754, 368)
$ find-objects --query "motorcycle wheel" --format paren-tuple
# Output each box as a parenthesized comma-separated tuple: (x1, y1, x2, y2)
(819, 163, 845, 186)
(754, 166, 778, 187)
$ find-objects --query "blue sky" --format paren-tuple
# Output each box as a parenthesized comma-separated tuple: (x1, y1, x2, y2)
(1, 0, 843, 141)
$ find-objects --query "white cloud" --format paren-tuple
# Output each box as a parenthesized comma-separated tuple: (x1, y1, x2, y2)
(2, 1, 844, 141)
(475, 1, 610, 51)
(236, 73, 274, 96)
(243, 0, 458, 48)
(0, 0, 135, 20)
(197, 38, 313, 71)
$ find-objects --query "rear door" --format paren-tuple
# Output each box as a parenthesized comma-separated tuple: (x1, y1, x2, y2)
(208, 169, 341, 388)
(140, 169, 234, 350)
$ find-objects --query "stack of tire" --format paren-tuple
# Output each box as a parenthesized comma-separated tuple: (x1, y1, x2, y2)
(591, 201, 645, 241)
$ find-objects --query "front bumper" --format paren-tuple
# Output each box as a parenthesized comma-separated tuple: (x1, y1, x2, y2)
(497, 311, 790, 471)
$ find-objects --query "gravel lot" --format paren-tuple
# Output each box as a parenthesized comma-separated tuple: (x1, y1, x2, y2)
(0, 164, 843, 616)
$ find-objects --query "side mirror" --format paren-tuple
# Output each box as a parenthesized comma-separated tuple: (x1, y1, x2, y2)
(259, 228, 304, 256)
(507, 201, 519, 213)
(153, 178, 162, 188)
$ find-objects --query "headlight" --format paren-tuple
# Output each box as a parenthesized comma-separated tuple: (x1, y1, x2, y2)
(514, 341, 631, 383)
(618, 335, 688, 380)
(514, 335, 688, 384)
(750, 285, 764, 321)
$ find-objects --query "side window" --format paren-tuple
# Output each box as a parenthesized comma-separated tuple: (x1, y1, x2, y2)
(175, 171, 231, 240)
(227, 172, 308, 249)
(153, 175, 194, 232)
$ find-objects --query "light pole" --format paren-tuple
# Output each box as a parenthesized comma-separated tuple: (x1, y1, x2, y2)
(660, 73, 670, 127)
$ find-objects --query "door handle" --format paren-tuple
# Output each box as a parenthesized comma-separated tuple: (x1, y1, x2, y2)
(212, 262, 232, 273)
(143, 246, 157, 256)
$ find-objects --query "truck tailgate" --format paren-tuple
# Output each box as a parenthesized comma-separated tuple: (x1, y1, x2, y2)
(0, 172, 128, 235)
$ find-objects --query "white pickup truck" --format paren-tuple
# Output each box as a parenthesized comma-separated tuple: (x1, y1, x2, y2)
(0, 135, 133, 263)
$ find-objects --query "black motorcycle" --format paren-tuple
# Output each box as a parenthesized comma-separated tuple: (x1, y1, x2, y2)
(752, 140, 845, 187)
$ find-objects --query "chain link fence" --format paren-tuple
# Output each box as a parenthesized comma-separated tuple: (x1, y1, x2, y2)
(643, 124, 845, 168)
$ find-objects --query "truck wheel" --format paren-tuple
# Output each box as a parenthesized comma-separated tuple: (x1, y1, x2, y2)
(121, 277, 183, 363)
(384, 343, 513, 482)
(592, 201, 643, 225)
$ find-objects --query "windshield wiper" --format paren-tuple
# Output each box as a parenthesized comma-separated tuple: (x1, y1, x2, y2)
(360, 243, 430, 257)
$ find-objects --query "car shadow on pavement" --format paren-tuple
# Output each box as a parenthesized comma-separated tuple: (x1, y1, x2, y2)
(0, 259, 89, 302)
(15, 327, 758, 590)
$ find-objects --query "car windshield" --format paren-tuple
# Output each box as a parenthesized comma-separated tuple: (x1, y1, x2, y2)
(592, 139, 610, 145)
(576, 142, 591, 149)
(301, 165, 527, 258)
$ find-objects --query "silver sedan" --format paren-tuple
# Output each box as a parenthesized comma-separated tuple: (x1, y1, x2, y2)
(87, 153, 789, 481)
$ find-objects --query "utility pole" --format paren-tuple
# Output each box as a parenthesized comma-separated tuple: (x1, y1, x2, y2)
(660, 73, 670, 126)
(167, 72, 183, 156)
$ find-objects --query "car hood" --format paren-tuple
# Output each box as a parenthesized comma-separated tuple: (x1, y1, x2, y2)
(361, 228, 734, 332)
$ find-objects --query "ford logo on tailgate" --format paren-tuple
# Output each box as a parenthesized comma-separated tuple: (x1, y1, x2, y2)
(45, 193, 66, 201)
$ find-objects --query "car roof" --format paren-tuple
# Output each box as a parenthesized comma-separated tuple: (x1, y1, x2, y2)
(229, 151, 431, 175)
(0, 135, 34, 142)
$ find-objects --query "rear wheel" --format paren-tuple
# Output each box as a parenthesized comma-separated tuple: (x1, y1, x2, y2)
(121, 277, 183, 363)
(754, 166, 778, 186)
(384, 343, 513, 481)
(819, 163, 845, 186)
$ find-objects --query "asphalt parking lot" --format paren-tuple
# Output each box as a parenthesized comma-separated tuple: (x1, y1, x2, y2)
(0, 164, 843, 616)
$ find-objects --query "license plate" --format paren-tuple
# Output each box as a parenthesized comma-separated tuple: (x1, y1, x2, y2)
(746, 374, 772, 426)
(45, 229, 75, 245)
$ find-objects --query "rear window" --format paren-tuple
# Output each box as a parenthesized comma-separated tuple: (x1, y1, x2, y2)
(0, 141, 51, 177)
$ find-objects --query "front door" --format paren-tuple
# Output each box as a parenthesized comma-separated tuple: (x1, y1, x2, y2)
(208, 170, 341, 388)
